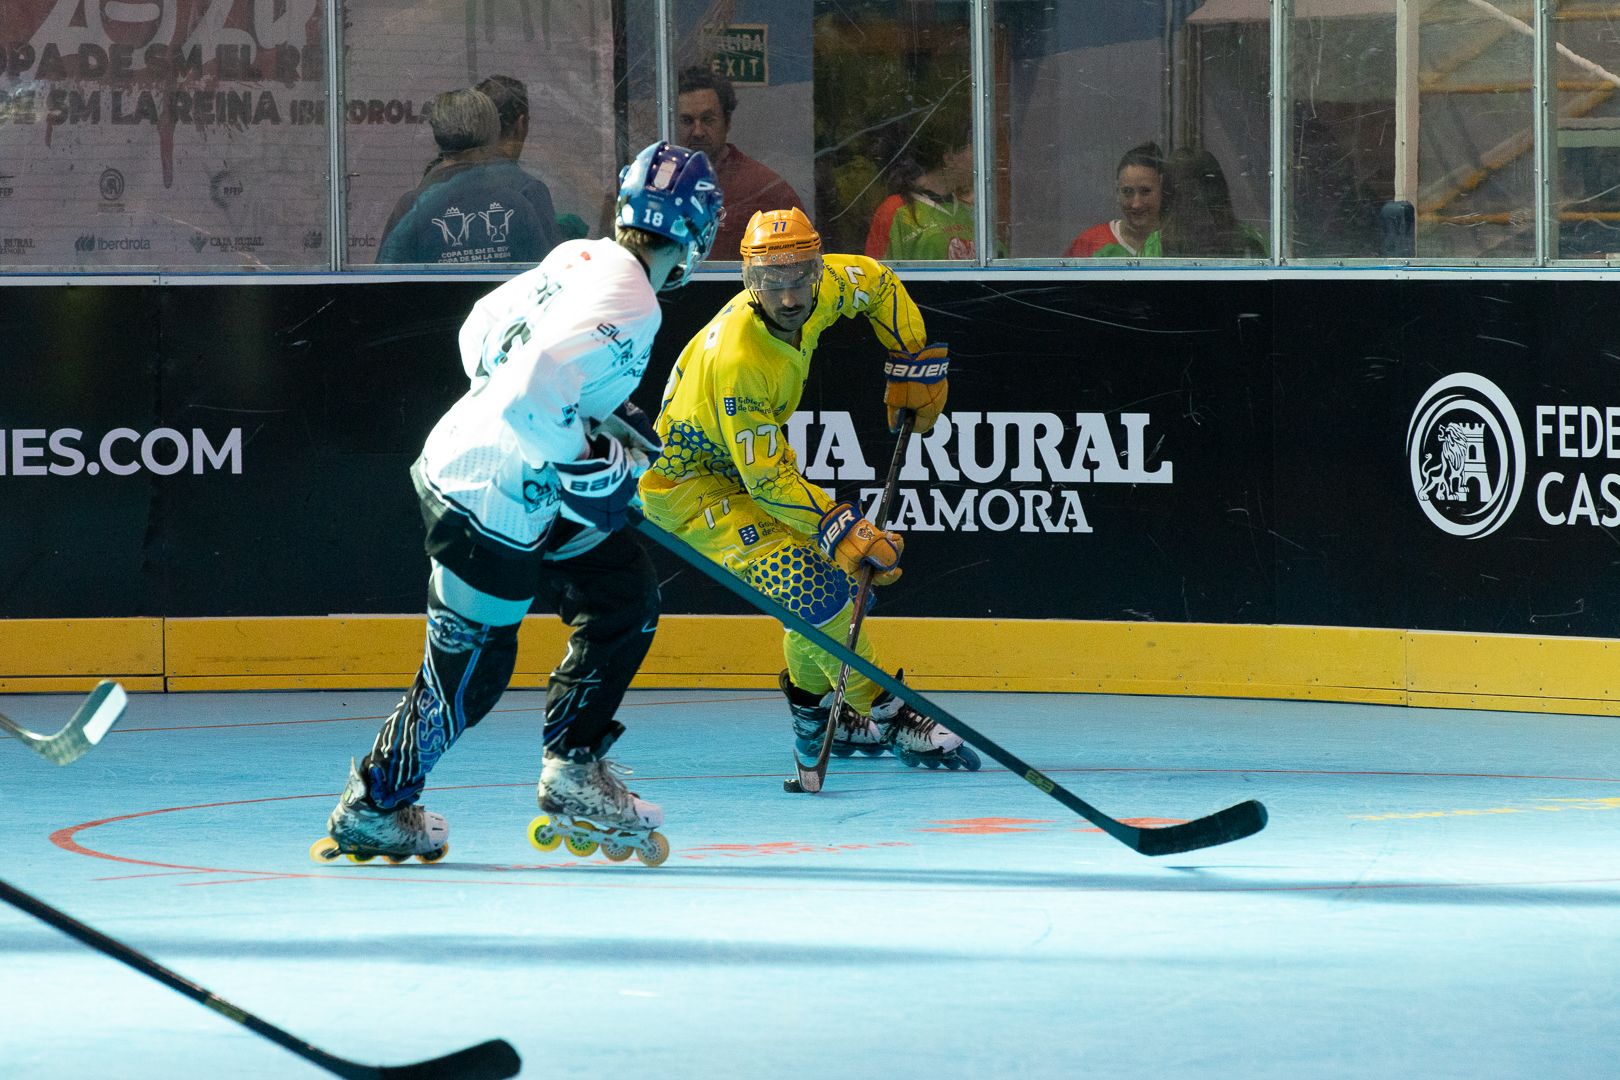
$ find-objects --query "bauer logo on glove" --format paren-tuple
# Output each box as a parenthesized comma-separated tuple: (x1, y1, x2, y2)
(816, 501, 903, 585)
(882, 353, 949, 384)
(552, 437, 637, 532)
(884, 343, 950, 435)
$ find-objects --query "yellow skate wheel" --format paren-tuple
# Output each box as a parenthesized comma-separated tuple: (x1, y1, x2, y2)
(600, 840, 633, 862)
(384, 853, 410, 865)
(528, 815, 561, 852)
(417, 844, 448, 864)
(564, 834, 599, 858)
(309, 837, 342, 863)
(346, 851, 376, 864)
(636, 831, 670, 868)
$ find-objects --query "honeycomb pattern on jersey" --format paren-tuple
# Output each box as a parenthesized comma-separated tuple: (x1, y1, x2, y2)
(651, 420, 739, 484)
(746, 456, 825, 524)
(744, 541, 854, 627)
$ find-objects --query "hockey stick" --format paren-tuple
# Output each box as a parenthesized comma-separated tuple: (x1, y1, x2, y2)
(790, 410, 916, 794)
(0, 878, 521, 1080)
(632, 511, 1267, 856)
(0, 680, 128, 766)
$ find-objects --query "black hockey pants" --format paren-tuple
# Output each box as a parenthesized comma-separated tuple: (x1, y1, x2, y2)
(361, 527, 660, 810)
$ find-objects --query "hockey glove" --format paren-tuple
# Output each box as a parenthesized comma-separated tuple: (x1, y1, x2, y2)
(552, 436, 636, 532)
(817, 501, 904, 585)
(884, 343, 950, 434)
(591, 400, 663, 477)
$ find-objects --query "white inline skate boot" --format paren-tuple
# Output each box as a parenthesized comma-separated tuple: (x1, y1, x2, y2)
(871, 673, 982, 771)
(831, 704, 889, 758)
(529, 724, 669, 867)
(310, 759, 450, 864)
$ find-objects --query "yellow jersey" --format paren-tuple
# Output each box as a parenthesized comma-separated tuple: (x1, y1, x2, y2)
(639, 254, 927, 537)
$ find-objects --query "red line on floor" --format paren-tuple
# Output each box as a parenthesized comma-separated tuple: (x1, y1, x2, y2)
(109, 695, 780, 734)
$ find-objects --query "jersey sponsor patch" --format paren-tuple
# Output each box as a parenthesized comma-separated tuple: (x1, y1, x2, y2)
(724, 396, 737, 416)
(739, 524, 759, 546)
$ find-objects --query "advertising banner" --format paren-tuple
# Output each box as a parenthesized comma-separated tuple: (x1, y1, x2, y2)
(1272, 279, 1620, 636)
(645, 278, 1277, 623)
(22, 275, 1620, 637)
(0, 278, 1277, 621)
(0, 1, 623, 269)
(0, 0, 330, 268)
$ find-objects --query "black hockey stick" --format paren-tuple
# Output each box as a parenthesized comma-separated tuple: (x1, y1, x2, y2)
(0, 878, 521, 1080)
(632, 511, 1267, 856)
(790, 410, 916, 794)
(0, 680, 127, 766)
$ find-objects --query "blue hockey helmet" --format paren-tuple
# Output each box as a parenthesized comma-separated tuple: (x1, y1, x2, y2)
(616, 141, 723, 290)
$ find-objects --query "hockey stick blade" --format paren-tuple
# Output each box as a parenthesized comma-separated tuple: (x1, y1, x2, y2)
(374, 1039, 523, 1080)
(0, 878, 522, 1080)
(0, 680, 127, 765)
(632, 511, 1267, 856)
(1126, 798, 1268, 857)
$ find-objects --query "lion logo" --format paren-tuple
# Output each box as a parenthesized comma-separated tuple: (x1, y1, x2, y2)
(1407, 374, 1524, 539)
(1417, 421, 1493, 504)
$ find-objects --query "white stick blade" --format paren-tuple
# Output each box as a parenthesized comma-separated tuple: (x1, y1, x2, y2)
(78, 682, 127, 746)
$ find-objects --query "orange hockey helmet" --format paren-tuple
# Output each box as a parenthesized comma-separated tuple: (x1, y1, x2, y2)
(739, 207, 821, 262)
(739, 208, 823, 296)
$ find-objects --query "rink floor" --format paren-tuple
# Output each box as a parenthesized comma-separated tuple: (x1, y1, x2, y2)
(3, 686, 1618, 1079)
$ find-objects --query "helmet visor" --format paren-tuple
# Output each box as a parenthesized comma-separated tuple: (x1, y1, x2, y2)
(743, 256, 821, 293)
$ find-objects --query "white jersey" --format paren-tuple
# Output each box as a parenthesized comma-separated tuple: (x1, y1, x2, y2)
(415, 238, 661, 551)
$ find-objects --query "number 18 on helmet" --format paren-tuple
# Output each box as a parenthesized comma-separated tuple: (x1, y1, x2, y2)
(617, 141, 724, 289)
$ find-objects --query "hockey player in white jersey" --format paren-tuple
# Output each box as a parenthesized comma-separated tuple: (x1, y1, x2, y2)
(311, 141, 722, 869)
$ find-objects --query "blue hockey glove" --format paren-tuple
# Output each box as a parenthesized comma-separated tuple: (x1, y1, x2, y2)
(591, 401, 663, 477)
(552, 436, 637, 532)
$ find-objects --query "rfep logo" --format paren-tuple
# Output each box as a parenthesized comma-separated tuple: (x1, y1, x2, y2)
(1407, 373, 1525, 539)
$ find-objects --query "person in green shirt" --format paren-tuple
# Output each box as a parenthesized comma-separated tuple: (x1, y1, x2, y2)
(865, 124, 977, 261)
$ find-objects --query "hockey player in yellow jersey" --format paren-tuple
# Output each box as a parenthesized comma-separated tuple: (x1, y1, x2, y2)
(639, 207, 979, 773)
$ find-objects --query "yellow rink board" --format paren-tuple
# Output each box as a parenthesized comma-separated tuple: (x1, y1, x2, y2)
(3, 616, 1619, 717)
(0, 619, 165, 693)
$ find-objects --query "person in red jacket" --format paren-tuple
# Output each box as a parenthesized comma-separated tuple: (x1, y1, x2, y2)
(677, 66, 807, 260)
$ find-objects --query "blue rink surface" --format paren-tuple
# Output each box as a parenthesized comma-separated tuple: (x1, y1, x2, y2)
(3, 688, 1619, 1080)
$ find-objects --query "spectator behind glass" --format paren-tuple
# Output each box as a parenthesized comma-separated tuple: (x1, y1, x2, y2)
(475, 74, 531, 162)
(476, 74, 564, 251)
(1067, 142, 1164, 258)
(677, 66, 806, 260)
(1153, 147, 1267, 259)
(864, 104, 976, 261)
(376, 88, 554, 265)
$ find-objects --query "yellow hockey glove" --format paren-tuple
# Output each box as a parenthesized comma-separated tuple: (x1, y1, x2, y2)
(883, 343, 950, 434)
(816, 502, 904, 585)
